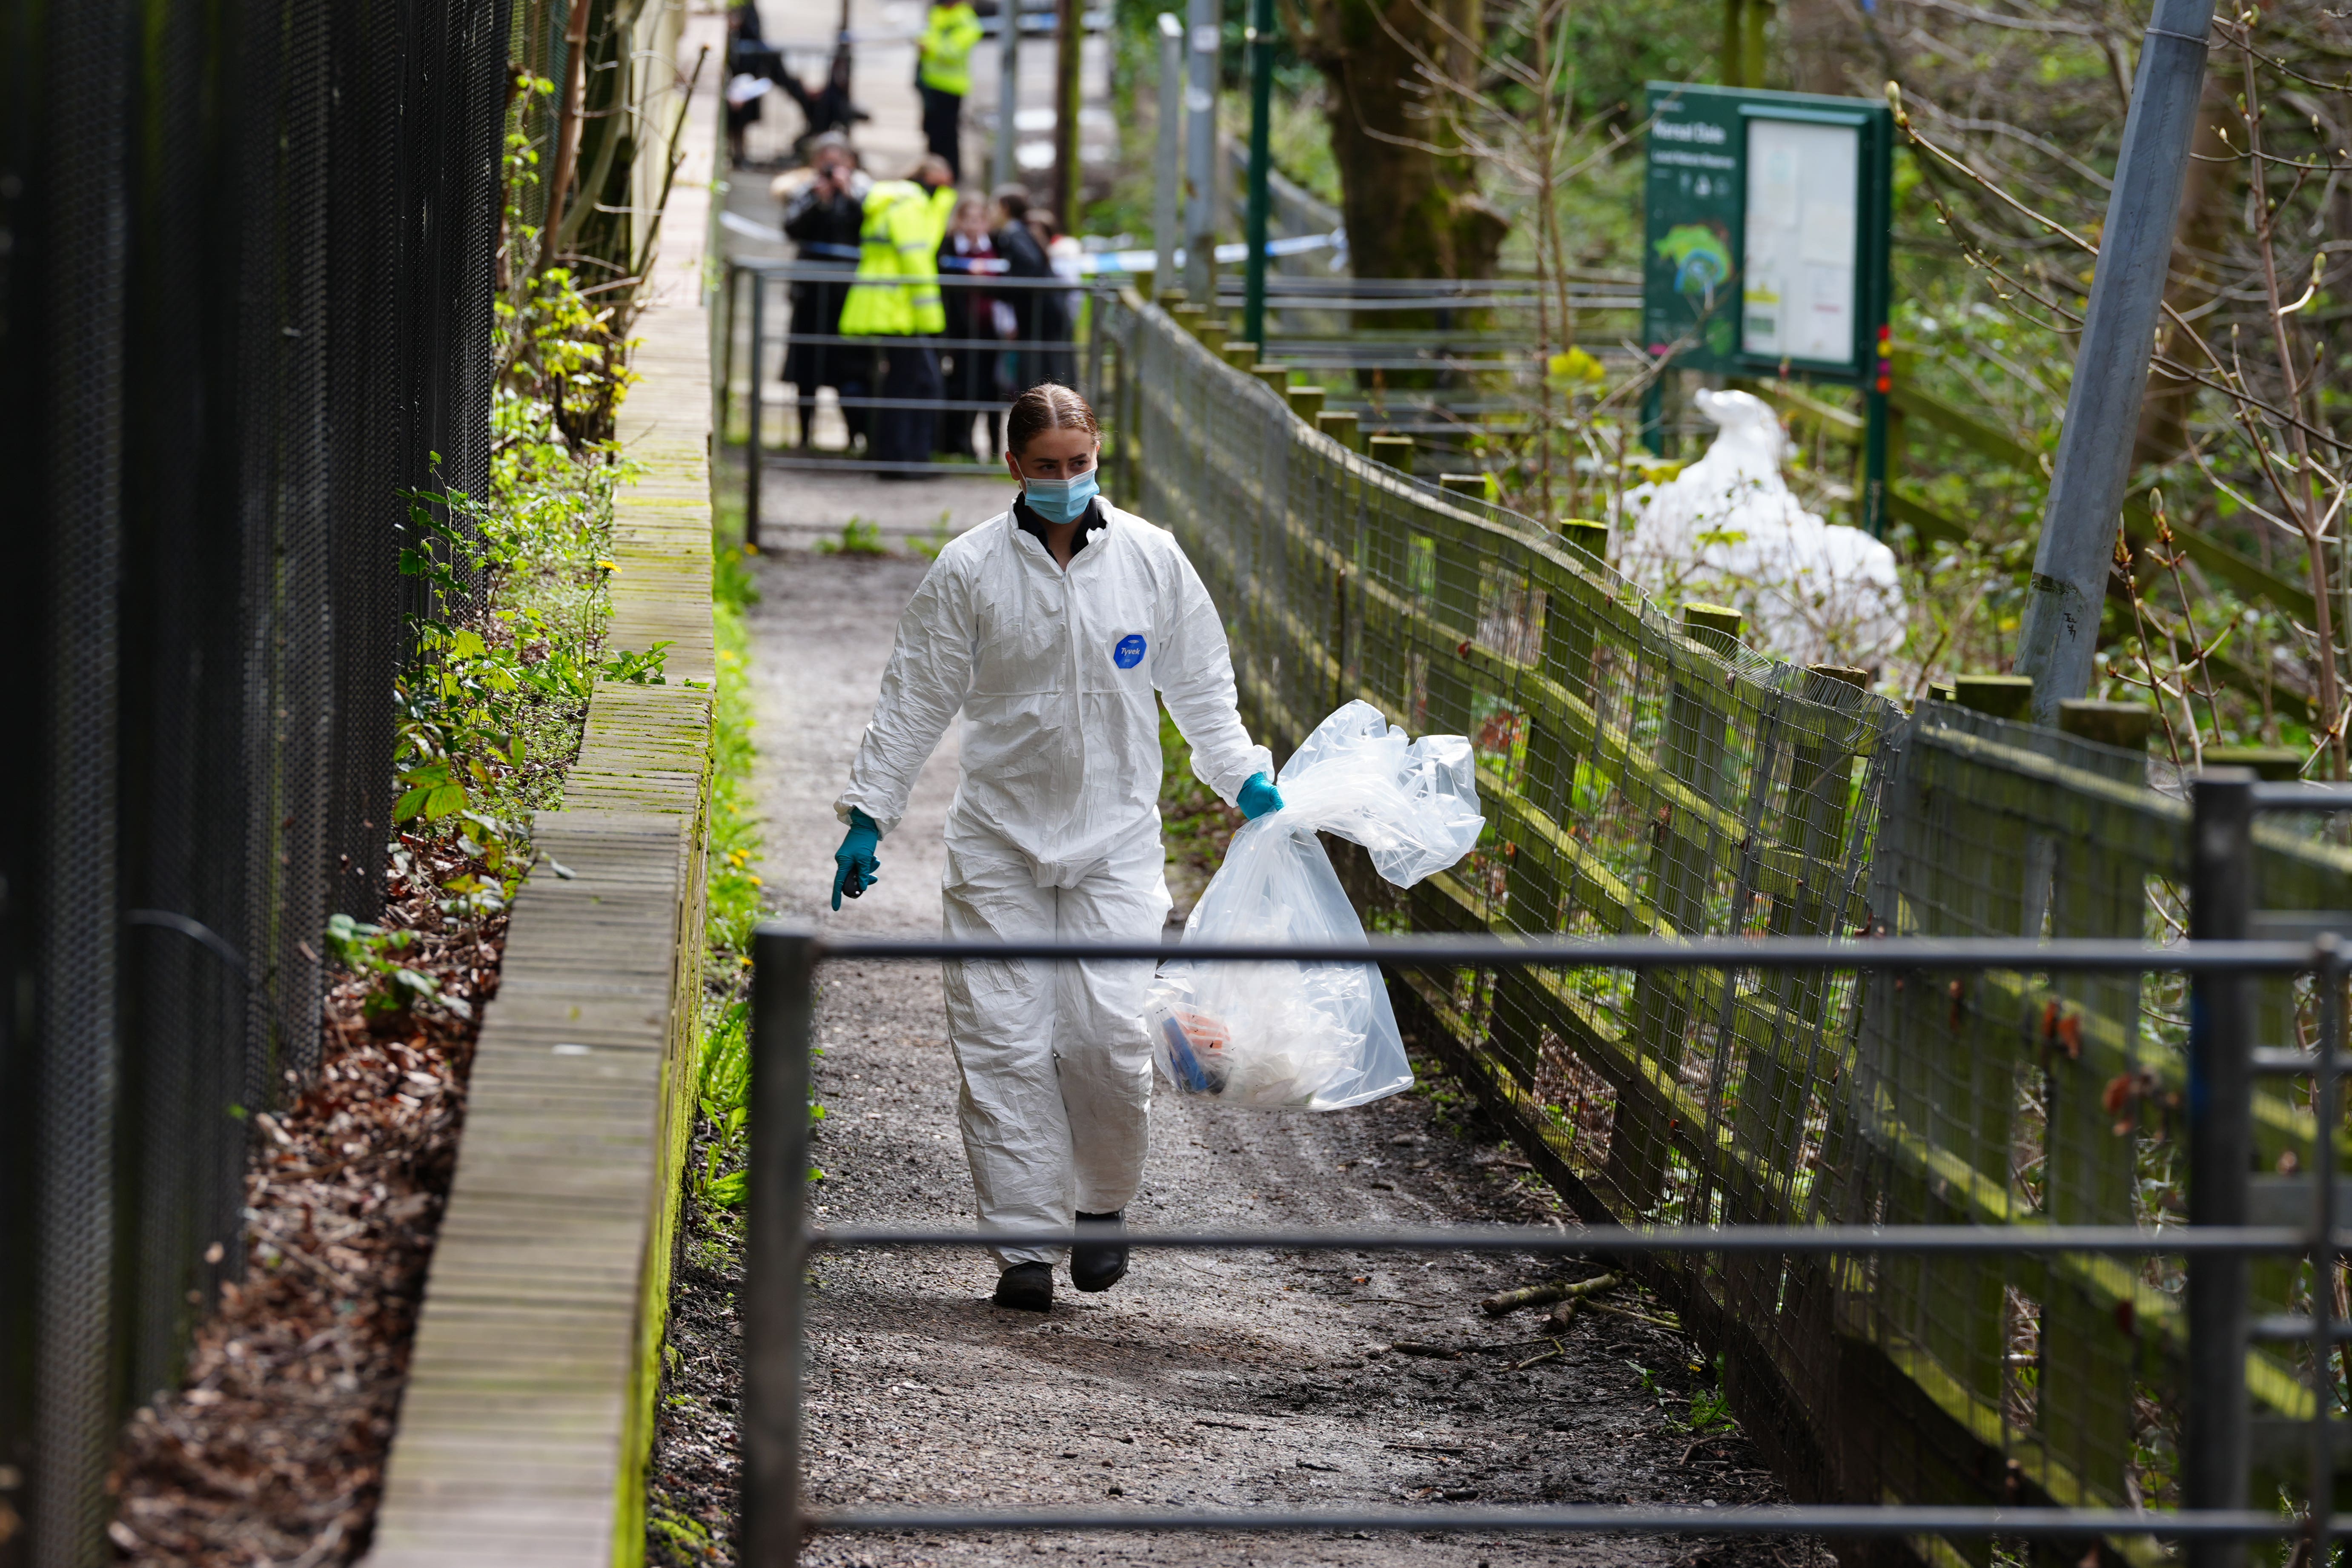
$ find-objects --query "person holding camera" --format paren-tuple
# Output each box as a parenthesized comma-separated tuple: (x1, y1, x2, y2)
(780, 135, 871, 449)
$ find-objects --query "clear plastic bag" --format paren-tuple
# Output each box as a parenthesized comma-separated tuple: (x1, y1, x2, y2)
(1146, 701, 1486, 1109)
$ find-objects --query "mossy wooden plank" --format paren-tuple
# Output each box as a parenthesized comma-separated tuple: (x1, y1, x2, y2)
(369, 122, 716, 1561)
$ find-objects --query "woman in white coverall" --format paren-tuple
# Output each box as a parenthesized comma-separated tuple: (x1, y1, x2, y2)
(828, 383, 1284, 1312)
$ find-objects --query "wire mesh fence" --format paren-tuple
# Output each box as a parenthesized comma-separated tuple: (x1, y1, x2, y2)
(1091, 292, 2352, 1546)
(0, 0, 511, 1558)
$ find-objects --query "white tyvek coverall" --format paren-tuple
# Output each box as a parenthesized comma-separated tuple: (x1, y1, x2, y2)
(837, 502, 1270, 1266)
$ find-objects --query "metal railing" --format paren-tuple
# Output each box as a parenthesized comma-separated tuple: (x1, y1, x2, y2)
(737, 773, 2352, 1565)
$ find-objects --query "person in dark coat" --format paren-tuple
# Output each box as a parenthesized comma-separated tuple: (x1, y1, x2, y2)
(732, 1, 867, 166)
(937, 194, 1011, 459)
(726, 1, 788, 168)
(990, 185, 1070, 396)
(781, 137, 871, 448)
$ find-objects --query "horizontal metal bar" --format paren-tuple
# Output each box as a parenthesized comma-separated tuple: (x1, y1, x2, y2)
(756, 456, 1010, 477)
(731, 264, 1104, 290)
(777, 927, 2325, 974)
(2250, 1047, 2352, 1075)
(811, 1222, 2313, 1256)
(2247, 1314, 2352, 1343)
(2247, 1173, 2352, 1227)
(805, 1505, 2298, 1540)
(2249, 911, 2352, 940)
(2252, 782, 2352, 810)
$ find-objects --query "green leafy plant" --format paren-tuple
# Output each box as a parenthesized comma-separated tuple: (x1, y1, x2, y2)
(815, 517, 889, 556)
(600, 641, 673, 685)
(911, 510, 957, 562)
(693, 998, 825, 1207)
(324, 912, 467, 1022)
(696, 1002, 753, 1206)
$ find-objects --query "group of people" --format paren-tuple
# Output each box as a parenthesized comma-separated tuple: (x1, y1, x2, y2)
(734, 0, 1081, 468)
(779, 135, 1081, 468)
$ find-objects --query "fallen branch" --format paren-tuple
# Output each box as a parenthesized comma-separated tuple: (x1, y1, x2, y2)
(1479, 1270, 1620, 1316)
(1581, 1298, 1682, 1331)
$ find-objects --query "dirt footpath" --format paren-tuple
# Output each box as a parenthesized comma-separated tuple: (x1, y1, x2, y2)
(647, 544, 1817, 1568)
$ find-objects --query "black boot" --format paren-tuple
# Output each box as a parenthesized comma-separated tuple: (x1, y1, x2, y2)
(1071, 1210, 1128, 1293)
(993, 1261, 1054, 1311)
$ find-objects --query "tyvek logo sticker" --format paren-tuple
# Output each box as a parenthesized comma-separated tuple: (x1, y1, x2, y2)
(1112, 634, 1148, 669)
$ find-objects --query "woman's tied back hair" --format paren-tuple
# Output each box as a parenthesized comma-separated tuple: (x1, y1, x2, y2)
(1006, 383, 1100, 459)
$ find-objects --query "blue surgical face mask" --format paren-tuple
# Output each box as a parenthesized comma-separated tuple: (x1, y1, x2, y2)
(1022, 466, 1099, 525)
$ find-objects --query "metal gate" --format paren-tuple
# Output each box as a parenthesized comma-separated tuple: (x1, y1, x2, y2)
(738, 775, 2352, 1567)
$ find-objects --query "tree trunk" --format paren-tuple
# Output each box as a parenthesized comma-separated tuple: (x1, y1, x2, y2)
(1292, 0, 1507, 281)
(2133, 71, 2239, 473)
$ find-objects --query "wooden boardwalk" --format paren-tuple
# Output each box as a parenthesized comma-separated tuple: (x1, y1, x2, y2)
(364, 30, 723, 1568)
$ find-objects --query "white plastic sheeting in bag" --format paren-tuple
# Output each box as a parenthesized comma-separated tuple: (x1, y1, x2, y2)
(1145, 701, 1487, 1109)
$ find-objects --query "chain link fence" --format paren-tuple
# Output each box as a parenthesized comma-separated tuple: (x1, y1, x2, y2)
(1096, 292, 2352, 1547)
(0, 0, 511, 1558)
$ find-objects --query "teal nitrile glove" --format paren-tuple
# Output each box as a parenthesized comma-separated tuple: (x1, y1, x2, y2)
(832, 809, 882, 909)
(1236, 772, 1283, 821)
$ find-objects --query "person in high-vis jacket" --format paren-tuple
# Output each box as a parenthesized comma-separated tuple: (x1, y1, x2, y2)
(828, 384, 1286, 1313)
(839, 157, 957, 465)
(916, 0, 985, 179)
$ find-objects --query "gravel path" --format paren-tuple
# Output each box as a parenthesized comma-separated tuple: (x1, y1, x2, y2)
(645, 544, 1817, 1568)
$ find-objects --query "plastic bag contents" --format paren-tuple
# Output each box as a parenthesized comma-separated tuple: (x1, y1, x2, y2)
(1146, 701, 1486, 1109)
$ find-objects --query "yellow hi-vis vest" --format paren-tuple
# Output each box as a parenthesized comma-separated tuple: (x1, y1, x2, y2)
(917, 1, 985, 96)
(838, 182, 948, 336)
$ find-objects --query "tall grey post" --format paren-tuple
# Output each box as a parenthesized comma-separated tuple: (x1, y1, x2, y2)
(991, 0, 1020, 192)
(746, 927, 820, 1567)
(1154, 13, 1183, 294)
(1182, 0, 1218, 302)
(2183, 771, 2252, 1568)
(2013, 0, 2214, 725)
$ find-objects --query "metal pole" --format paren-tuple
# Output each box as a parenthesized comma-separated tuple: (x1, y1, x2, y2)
(2311, 932, 2342, 1567)
(1239, 0, 1273, 347)
(721, 264, 739, 455)
(2186, 769, 2254, 1568)
(993, 0, 1020, 193)
(747, 271, 765, 550)
(745, 927, 819, 1567)
(1182, 0, 1217, 303)
(1153, 13, 1183, 294)
(2012, 0, 2214, 725)
(1051, 0, 1082, 230)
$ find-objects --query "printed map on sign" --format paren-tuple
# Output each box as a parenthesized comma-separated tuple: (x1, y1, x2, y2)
(1740, 118, 1860, 369)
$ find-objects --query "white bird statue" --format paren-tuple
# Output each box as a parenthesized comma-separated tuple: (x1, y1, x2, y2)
(1618, 388, 1908, 669)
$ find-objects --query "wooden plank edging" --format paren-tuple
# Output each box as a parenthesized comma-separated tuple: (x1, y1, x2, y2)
(365, 45, 719, 1567)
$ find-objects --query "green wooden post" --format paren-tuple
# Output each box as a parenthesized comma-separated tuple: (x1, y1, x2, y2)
(1559, 519, 1608, 564)
(1492, 557, 1607, 1081)
(1613, 603, 1744, 1212)
(2203, 745, 2302, 780)
(1251, 364, 1289, 397)
(1286, 384, 1325, 424)
(1367, 433, 1414, 473)
(1315, 410, 1360, 451)
(1221, 340, 1260, 371)
(2057, 699, 2154, 751)
(1954, 674, 2034, 720)
(1419, 510, 1482, 738)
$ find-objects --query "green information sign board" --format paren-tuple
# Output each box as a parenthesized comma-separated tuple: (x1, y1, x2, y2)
(1641, 81, 1896, 530)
